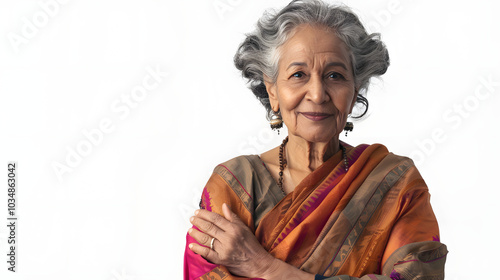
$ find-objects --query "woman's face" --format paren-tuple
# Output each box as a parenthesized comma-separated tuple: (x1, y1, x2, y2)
(265, 24, 357, 143)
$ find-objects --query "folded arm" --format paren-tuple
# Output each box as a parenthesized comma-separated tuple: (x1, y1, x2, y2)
(188, 203, 315, 279)
(317, 187, 448, 280)
(315, 241, 447, 280)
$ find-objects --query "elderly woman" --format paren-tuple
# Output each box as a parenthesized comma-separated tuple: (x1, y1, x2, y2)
(184, 0, 447, 279)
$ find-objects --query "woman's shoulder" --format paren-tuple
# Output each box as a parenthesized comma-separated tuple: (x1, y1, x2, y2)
(352, 142, 426, 187)
(350, 142, 416, 166)
(365, 143, 430, 193)
(209, 154, 272, 190)
(206, 154, 278, 218)
(212, 154, 262, 174)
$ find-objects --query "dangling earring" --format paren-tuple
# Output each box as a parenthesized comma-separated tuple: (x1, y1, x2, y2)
(344, 122, 353, 137)
(270, 110, 283, 135)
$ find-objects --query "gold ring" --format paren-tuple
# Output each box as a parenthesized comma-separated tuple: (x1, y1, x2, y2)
(210, 237, 215, 250)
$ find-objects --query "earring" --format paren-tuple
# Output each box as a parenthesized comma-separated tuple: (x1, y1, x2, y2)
(270, 110, 283, 135)
(344, 122, 353, 137)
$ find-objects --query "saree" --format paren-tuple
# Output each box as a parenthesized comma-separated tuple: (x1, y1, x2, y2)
(184, 143, 447, 279)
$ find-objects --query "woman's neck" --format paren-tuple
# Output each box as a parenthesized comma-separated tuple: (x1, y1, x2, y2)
(285, 134, 340, 172)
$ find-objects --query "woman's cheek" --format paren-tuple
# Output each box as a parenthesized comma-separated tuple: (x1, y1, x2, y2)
(283, 111, 296, 131)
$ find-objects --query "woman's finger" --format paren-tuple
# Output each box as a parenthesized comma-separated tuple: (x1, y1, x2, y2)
(190, 214, 224, 238)
(188, 242, 221, 264)
(195, 209, 233, 232)
(222, 203, 243, 225)
(188, 228, 213, 247)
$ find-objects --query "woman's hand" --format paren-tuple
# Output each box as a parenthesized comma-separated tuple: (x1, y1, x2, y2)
(188, 203, 278, 278)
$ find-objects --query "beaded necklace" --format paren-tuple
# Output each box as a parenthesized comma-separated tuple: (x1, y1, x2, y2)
(277, 136, 349, 194)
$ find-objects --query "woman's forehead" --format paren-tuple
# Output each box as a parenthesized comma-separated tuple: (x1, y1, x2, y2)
(279, 25, 351, 67)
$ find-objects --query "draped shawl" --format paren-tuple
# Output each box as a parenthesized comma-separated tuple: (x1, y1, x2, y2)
(184, 143, 447, 280)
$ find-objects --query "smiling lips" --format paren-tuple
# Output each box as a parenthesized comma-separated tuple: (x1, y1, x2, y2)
(301, 112, 333, 121)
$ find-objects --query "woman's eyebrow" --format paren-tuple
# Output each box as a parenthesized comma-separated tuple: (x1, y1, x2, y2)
(325, 62, 347, 70)
(286, 61, 347, 70)
(286, 62, 307, 70)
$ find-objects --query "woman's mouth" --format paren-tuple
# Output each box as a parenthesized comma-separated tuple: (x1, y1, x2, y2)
(300, 112, 333, 121)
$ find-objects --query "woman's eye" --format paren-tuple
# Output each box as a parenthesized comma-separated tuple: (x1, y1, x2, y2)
(327, 72, 344, 80)
(291, 72, 304, 78)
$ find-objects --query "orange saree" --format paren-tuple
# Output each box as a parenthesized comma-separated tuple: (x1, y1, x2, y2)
(184, 143, 447, 279)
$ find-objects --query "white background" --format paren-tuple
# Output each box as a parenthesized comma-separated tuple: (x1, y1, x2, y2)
(1, 0, 499, 279)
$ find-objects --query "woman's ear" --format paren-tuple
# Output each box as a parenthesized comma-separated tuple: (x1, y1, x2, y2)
(263, 75, 279, 111)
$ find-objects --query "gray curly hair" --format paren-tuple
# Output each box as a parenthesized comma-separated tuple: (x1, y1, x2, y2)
(234, 0, 390, 120)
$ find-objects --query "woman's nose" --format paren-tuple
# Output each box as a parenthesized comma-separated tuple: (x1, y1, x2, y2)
(306, 76, 329, 104)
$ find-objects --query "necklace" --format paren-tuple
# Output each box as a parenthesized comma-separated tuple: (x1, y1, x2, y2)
(278, 136, 349, 194)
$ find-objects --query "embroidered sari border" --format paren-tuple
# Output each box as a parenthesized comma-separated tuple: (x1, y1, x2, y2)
(322, 156, 413, 275)
(214, 162, 253, 212)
